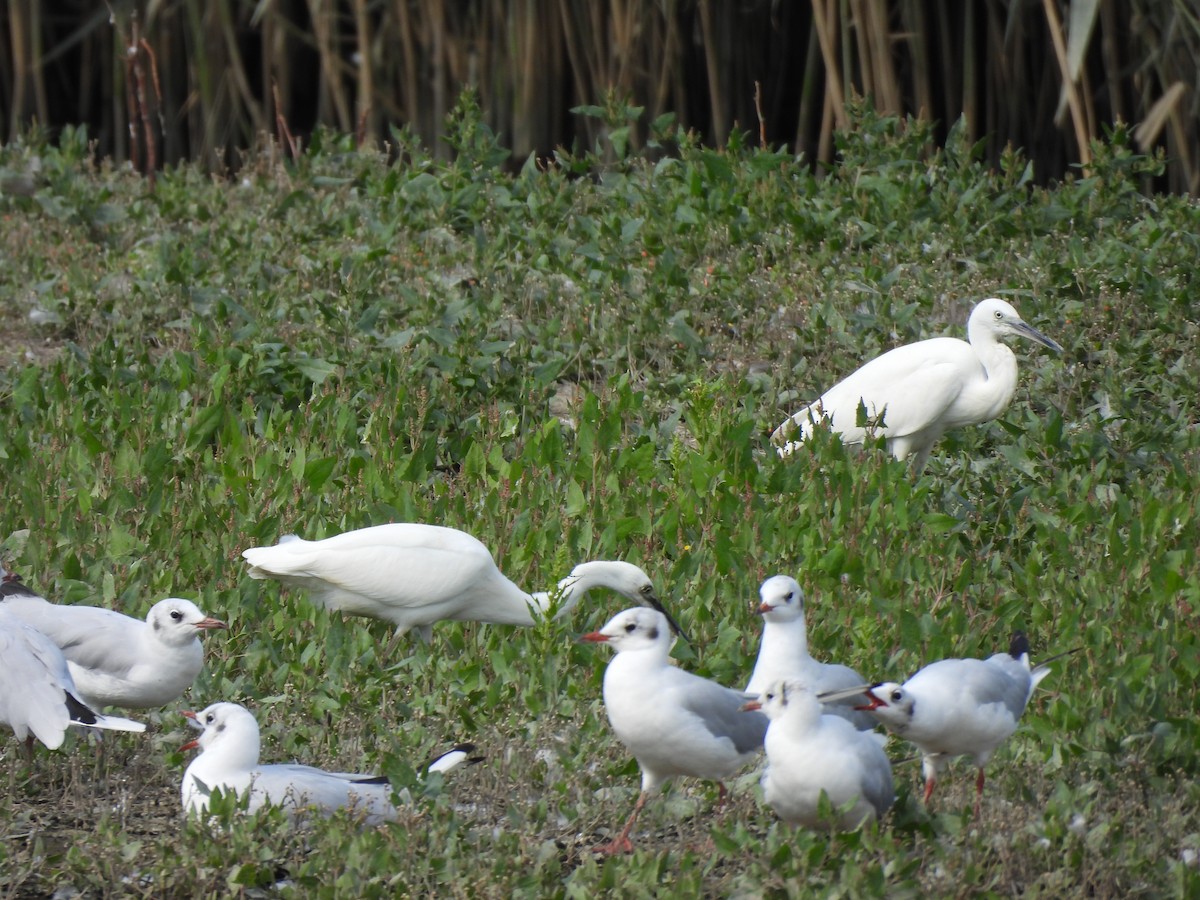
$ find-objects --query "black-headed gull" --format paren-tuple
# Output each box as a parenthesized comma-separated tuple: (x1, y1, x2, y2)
(830, 631, 1071, 813)
(746, 575, 875, 730)
(242, 522, 687, 642)
(580, 607, 767, 854)
(742, 679, 892, 830)
(181, 702, 478, 823)
(772, 298, 1063, 470)
(0, 580, 226, 709)
(0, 609, 145, 751)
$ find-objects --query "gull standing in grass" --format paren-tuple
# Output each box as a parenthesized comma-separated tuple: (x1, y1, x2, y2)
(580, 607, 767, 854)
(772, 298, 1063, 470)
(180, 702, 479, 823)
(0, 608, 145, 752)
(746, 575, 875, 730)
(742, 679, 892, 829)
(0, 578, 226, 710)
(242, 522, 688, 642)
(824, 632, 1074, 815)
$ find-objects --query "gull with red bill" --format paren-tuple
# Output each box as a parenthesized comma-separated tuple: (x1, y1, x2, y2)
(746, 575, 875, 730)
(823, 632, 1076, 814)
(742, 679, 892, 830)
(180, 702, 480, 823)
(579, 607, 766, 854)
(0, 576, 226, 710)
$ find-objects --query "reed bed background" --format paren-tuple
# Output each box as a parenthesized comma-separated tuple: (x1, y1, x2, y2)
(1, 1, 1198, 190)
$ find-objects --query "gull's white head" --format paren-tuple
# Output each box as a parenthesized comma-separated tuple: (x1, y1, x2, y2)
(147, 598, 227, 647)
(579, 607, 671, 653)
(758, 575, 805, 623)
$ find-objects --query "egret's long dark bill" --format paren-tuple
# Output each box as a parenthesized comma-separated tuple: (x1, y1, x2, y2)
(1017, 322, 1063, 353)
(646, 594, 691, 645)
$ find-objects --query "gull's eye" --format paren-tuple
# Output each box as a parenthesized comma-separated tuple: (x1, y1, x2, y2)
(784, 591, 794, 602)
(625, 622, 637, 633)
(205, 713, 216, 724)
(891, 689, 903, 702)
(640, 585, 653, 597)
(994, 310, 1003, 320)
(170, 609, 184, 621)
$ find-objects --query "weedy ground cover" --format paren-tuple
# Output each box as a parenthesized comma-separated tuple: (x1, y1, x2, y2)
(0, 104, 1197, 897)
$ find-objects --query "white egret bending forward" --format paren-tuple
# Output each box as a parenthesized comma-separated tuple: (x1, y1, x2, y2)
(772, 298, 1063, 470)
(243, 523, 687, 642)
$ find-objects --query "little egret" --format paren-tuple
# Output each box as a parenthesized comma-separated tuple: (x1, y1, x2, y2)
(1, 580, 226, 709)
(181, 702, 478, 822)
(745, 575, 875, 730)
(0, 609, 145, 751)
(772, 298, 1063, 469)
(824, 632, 1075, 815)
(580, 607, 767, 854)
(242, 523, 687, 642)
(742, 679, 892, 829)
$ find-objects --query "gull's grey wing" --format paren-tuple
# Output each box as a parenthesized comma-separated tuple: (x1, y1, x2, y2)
(914, 658, 1031, 720)
(0, 593, 144, 675)
(679, 677, 767, 754)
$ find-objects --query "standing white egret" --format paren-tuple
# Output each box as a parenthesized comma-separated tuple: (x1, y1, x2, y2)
(823, 632, 1074, 814)
(745, 575, 875, 730)
(580, 608, 767, 854)
(772, 298, 1063, 470)
(242, 523, 687, 642)
(742, 679, 892, 830)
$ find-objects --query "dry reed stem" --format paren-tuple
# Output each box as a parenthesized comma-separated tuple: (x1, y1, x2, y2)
(811, 0, 849, 132)
(1042, 0, 1093, 165)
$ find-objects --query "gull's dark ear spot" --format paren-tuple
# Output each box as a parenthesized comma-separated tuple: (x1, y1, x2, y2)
(647, 626, 659, 641)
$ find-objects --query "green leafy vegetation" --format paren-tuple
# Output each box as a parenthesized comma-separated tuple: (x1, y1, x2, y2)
(1, 108, 1197, 896)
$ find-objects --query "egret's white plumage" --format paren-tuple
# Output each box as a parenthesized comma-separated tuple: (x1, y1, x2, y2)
(180, 702, 478, 823)
(745, 575, 875, 730)
(242, 523, 686, 641)
(0, 609, 145, 749)
(829, 632, 1066, 813)
(773, 298, 1063, 469)
(580, 607, 767, 854)
(744, 679, 892, 829)
(0, 581, 226, 709)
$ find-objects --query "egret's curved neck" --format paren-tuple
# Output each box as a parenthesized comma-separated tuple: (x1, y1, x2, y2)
(967, 327, 1019, 416)
(531, 570, 601, 621)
